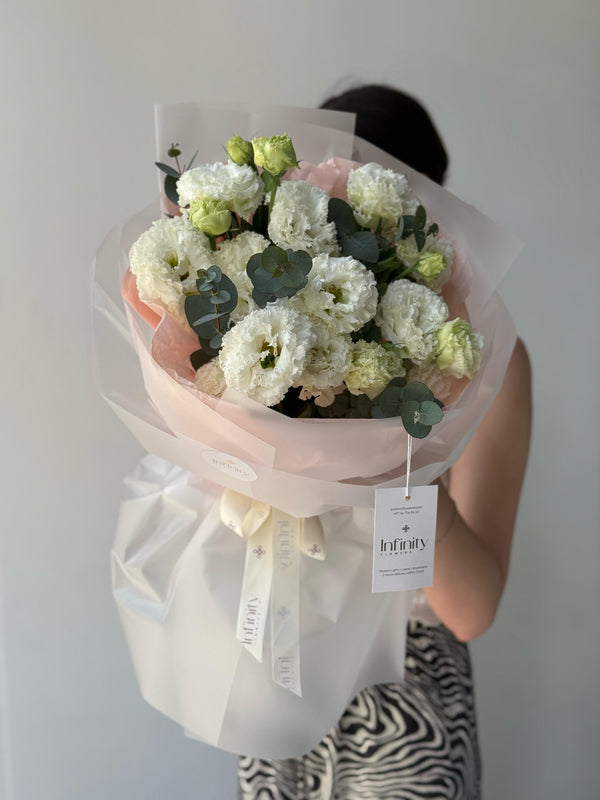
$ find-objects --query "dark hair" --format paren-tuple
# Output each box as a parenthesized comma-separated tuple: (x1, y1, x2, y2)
(320, 84, 448, 185)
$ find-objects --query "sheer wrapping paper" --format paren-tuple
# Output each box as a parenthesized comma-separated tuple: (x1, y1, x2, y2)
(92, 108, 521, 757)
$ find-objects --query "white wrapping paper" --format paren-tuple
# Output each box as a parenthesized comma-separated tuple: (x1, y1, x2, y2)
(93, 108, 521, 757)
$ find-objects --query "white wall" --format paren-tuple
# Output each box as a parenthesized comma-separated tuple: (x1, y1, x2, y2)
(1, 1, 598, 797)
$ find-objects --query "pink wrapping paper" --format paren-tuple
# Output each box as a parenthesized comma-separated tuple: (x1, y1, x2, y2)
(92, 113, 521, 755)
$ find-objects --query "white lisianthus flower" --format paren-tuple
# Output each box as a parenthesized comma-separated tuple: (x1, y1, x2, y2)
(213, 232, 269, 321)
(435, 318, 484, 379)
(292, 254, 378, 334)
(400, 186, 421, 216)
(268, 180, 339, 257)
(219, 305, 315, 407)
(407, 361, 454, 402)
(177, 162, 264, 221)
(294, 321, 352, 391)
(345, 340, 406, 399)
(396, 235, 453, 292)
(375, 279, 449, 365)
(129, 216, 214, 323)
(347, 163, 408, 229)
(194, 358, 227, 398)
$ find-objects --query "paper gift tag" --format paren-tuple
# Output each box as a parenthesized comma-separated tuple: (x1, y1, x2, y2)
(372, 485, 438, 592)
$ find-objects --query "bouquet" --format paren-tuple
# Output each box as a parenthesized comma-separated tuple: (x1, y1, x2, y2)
(92, 105, 520, 757)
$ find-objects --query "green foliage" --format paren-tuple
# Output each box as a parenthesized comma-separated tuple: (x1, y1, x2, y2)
(372, 380, 444, 438)
(314, 378, 443, 436)
(396, 204, 440, 255)
(155, 143, 198, 208)
(247, 245, 312, 307)
(155, 162, 180, 179)
(163, 174, 179, 205)
(328, 198, 356, 236)
(340, 230, 379, 264)
(328, 197, 383, 266)
(185, 265, 238, 358)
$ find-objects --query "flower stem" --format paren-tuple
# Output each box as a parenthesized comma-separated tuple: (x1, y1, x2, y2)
(397, 262, 420, 279)
(268, 180, 279, 221)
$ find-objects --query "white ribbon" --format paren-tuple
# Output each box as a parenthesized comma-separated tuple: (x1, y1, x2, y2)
(220, 489, 325, 696)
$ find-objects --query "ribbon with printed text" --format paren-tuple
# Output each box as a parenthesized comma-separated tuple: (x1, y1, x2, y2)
(220, 489, 325, 696)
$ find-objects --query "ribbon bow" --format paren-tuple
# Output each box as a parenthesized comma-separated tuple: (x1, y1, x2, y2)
(220, 489, 325, 696)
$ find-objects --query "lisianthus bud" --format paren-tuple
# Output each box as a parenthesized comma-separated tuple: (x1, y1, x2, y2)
(435, 318, 484, 379)
(189, 197, 232, 236)
(226, 135, 254, 167)
(414, 251, 447, 283)
(251, 134, 298, 174)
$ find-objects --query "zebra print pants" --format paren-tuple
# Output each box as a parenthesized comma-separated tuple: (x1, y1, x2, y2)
(238, 620, 481, 799)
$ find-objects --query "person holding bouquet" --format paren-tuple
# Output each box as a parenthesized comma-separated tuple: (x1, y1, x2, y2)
(237, 85, 532, 800)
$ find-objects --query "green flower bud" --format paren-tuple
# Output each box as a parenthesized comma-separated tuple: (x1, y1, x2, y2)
(414, 251, 447, 283)
(251, 134, 299, 175)
(226, 135, 254, 167)
(435, 318, 484, 379)
(189, 197, 232, 237)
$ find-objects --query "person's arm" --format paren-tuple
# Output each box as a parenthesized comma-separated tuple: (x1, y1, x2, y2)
(424, 338, 532, 641)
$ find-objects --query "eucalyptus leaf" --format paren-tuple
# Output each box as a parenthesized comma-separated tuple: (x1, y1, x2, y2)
(248, 245, 310, 303)
(402, 417, 432, 439)
(206, 265, 222, 282)
(402, 382, 434, 402)
(414, 230, 426, 251)
(164, 174, 179, 205)
(395, 216, 405, 241)
(209, 289, 231, 305)
(328, 197, 356, 237)
(155, 161, 180, 179)
(251, 288, 274, 308)
(196, 338, 221, 358)
(249, 265, 281, 293)
(417, 400, 444, 425)
(287, 248, 312, 272)
(209, 333, 223, 351)
(262, 245, 288, 273)
(378, 385, 403, 417)
(189, 310, 224, 328)
(428, 222, 439, 237)
(278, 265, 306, 287)
(415, 205, 427, 230)
(215, 274, 238, 313)
(340, 231, 379, 264)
